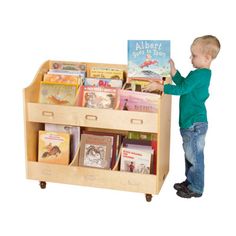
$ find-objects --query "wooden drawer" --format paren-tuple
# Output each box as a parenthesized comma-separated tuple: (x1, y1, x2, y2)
(27, 161, 157, 194)
(27, 103, 158, 133)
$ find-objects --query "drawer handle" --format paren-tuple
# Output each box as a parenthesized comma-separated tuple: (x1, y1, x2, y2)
(85, 115, 98, 121)
(42, 111, 54, 117)
(130, 118, 143, 125)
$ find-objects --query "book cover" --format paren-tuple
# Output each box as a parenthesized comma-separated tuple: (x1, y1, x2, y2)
(43, 74, 81, 85)
(90, 67, 124, 80)
(79, 134, 113, 169)
(82, 130, 121, 169)
(49, 60, 86, 72)
(38, 131, 70, 165)
(123, 138, 156, 174)
(127, 131, 155, 141)
(76, 86, 118, 109)
(39, 81, 78, 105)
(128, 40, 170, 78)
(84, 77, 123, 88)
(120, 147, 152, 174)
(118, 89, 159, 113)
(45, 124, 80, 162)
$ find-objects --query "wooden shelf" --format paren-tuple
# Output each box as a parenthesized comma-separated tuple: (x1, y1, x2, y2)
(23, 60, 172, 200)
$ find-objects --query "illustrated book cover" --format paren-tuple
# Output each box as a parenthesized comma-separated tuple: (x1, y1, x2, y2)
(39, 81, 78, 105)
(84, 77, 123, 88)
(120, 147, 152, 174)
(38, 130, 70, 165)
(49, 60, 86, 72)
(76, 86, 118, 109)
(79, 134, 113, 169)
(128, 40, 170, 79)
(82, 130, 121, 169)
(118, 89, 159, 113)
(123, 138, 157, 174)
(89, 67, 124, 80)
(45, 124, 80, 162)
(43, 73, 81, 85)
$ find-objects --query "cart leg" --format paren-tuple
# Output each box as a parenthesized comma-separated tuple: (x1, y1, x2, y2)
(39, 181, 46, 189)
(145, 193, 152, 202)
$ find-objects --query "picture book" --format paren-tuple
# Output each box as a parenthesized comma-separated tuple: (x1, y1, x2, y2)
(84, 77, 123, 88)
(118, 89, 159, 113)
(90, 67, 124, 80)
(38, 130, 70, 165)
(123, 138, 157, 174)
(39, 82, 78, 105)
(49, 60, 86, 72)
(79, 134, 113, 169)
(47, 69, 86, 79)
(45, 124, 80, 162)
(43, 74, 81, 85)
(76, 86, 118, 109)
(128, 40, 170, 78)
(82, 130, 121, 169)
(125, 77, 164, 94)
(127, 131, 155, 141)
(120, 147, 152, 174)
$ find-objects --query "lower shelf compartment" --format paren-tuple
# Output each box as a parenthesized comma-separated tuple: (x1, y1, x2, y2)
(26, 161, 157, 194)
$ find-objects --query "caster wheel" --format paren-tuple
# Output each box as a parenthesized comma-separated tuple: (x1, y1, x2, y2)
(145, 194, 152, 202)
(39, 181, 46, 189)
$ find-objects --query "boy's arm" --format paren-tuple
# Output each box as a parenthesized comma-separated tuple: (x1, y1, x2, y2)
(169, 59, 185, 85)
(164, 71, 201, 95)
(172, 71, 185, 85)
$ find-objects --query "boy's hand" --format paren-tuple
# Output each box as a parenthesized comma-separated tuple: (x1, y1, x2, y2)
(169, 59, 177, 77)
(142, 82, 164, 92)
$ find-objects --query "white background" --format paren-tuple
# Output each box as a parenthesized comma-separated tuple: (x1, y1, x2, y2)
(0, 0, 235, 235)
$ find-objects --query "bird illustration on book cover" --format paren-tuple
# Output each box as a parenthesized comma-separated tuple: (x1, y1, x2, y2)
(128, 40, 170, 79)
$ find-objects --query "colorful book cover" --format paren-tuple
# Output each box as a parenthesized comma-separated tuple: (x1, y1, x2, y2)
(43, 74, 81, 85)
(39, 81, 78, 105)
(48, 69, 86, 79)
(123, 138, 157, 174)
(128, 40, 170, 78)
(38, 131, 70, 165)
(84, 77, 123, 88)
(82, 130, 121, 169)
(90, 67, 124, 80)
(126, 77, 164, 94)
(76, 86, 118, 109)
(79, 134, 113, 169)
(118, 89, 159, 113)
(49, 60, 86, 72)
(120, 147, 152, 174)
(45, 124, 80, 162)
(127, 131, 155, 141)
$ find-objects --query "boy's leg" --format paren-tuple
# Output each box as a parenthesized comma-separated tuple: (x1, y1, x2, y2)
(179, 122, 208, 196)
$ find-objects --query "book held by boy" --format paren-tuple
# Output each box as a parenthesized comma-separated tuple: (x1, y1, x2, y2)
(128, 40, 170, 79)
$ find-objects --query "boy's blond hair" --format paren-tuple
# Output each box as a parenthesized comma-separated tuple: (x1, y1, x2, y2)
(192, 35, 221, 59)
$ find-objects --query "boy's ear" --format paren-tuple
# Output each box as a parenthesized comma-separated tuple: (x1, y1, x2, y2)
(206, 54, 213, 62)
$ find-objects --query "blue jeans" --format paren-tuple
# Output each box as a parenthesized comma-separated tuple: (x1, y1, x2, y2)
(180, 122, 208, 194)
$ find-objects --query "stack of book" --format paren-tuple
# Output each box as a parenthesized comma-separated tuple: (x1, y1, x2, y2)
(120, 138, 157, 174)
(39, 60, 86, 105)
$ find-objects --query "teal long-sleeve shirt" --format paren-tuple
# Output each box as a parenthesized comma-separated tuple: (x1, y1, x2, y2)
(164, 68, 211, 128)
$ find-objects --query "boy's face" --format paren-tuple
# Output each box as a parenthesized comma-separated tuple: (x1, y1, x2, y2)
(190, 43, 211, 69)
